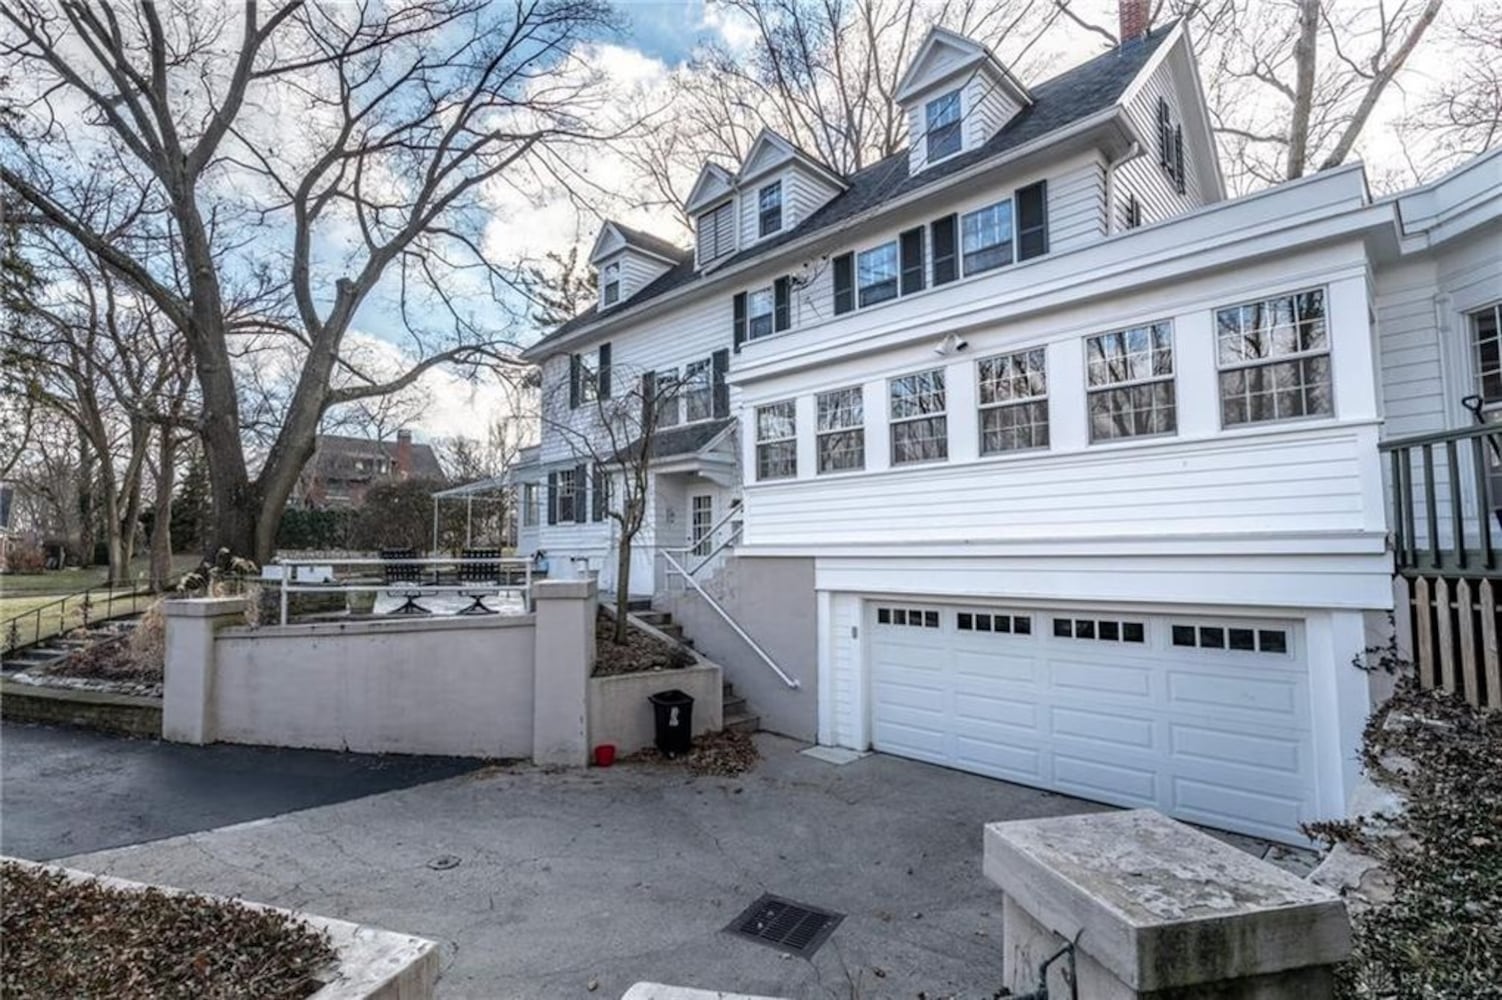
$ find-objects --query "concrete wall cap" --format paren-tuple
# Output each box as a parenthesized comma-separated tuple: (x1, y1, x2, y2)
(163, 597, 248, 618)
(532, 580, 597, 600)
(218, 614, 534, 640)
(983, 810, 1351, 990)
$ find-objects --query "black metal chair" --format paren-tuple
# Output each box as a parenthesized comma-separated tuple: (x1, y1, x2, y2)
(381, 547, 429, 615)
(456, 548, 503, 615)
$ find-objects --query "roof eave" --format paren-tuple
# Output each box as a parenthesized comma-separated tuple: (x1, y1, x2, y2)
(525, 107, 1136, 360)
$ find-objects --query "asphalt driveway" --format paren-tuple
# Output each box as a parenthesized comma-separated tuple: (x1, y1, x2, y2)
(49, 735, 1112, 999)
(0, 721, 481, 860)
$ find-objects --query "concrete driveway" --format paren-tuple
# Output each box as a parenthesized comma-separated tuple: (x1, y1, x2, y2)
(49, 735, 1300, 999)
(51, 735, 1098, 998)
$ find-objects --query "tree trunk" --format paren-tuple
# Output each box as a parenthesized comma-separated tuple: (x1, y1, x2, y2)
(75, 435, 96, 567)
(614, 530, 633, 645)
(150, 431, 177, 591)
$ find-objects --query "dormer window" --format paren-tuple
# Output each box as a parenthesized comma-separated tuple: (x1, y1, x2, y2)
(697, 202, 736, 264)
(602, 262, 620, 306)
(925, 90, 962, 162)
(758, 181, 782, 237)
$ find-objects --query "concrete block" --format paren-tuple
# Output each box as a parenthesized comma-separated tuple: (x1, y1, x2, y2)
(6, 858, 438, 1000)
(985, 810, 1351, 997)
(532, 578, 597, 767)
(162, 597, 247, 744)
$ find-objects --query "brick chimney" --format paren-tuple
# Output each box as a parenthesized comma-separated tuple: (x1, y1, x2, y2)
(394, 429, 413, 480)
(1119, 0, 1148, 45)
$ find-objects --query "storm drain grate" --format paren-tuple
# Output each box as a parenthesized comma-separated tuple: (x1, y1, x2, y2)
(724, 894, 844, 957)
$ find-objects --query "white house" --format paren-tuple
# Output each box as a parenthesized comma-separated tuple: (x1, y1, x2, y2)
(516, 8, 1502, 845)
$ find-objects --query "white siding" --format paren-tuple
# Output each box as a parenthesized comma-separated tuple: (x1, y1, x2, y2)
(963, 71, 1021, 147)
(786, 168, 841, 230)
(1376, 259, 1446, 439)
(600, 249, 674, 307)
(1112, 55, 1205, 231)
(1048, 157, 1108, 251)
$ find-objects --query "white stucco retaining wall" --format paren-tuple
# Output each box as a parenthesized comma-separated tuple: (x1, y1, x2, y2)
(212, 616, 536, 758)
(588, 664, 723, 756)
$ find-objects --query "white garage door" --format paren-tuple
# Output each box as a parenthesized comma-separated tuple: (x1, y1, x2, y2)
(869, 602, 1316, 843)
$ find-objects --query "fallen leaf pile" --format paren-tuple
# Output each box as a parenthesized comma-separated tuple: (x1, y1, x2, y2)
(623, 729, 760, 776)
(1305, 679, 1502, 999)
(0, 862, 336, 1000)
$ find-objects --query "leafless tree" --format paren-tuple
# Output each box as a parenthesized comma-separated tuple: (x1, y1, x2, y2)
(543, 360, 690, 645)
(520, 246, 599, 329)
(437, 377, 538, 547)
(1399, 1, 1501, 180)
(1, 0, 634, 563)
(3, 231, 194, 582)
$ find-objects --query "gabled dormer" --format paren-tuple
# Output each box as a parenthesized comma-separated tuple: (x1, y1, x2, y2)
(895, 27, 1033, 176)
(687, 162, 739, 270)
(733, 130, 845, 250)
(588, 221, 687, 311)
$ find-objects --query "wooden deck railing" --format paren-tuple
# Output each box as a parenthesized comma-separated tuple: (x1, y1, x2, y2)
(1381, 423, 1502, 576)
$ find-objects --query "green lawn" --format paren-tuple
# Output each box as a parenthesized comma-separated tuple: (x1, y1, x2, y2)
(0, 555, 199, 598)
(1, 590, 160, 651)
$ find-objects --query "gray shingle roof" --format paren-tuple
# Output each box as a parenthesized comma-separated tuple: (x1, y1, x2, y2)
(535, 28, 1170, 353)
(612, 222, 693, 263)
(614, 418, 735, 463)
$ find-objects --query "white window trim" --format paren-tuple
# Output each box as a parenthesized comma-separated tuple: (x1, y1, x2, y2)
(522, 483, 538, 527)
(977, 348, 1049, 456)
(1084, 322, 1177, 444)
(1469, 301, 1502, 411)
(758, 181, 783, 238)
(888, 368, 948, 466)
(857, 241, 900, 308)
(755, 400, 798, 481)
(691, 494, 714, 556)
(1214, 287, 1335, 429)
(602, 262, 620, 306)
(748, 286, 775, 340)
(816, 385, 865, 475)
(924, 88, 963, 165)
(556, 468, 579, 523)
(960, 199, 1016, 278)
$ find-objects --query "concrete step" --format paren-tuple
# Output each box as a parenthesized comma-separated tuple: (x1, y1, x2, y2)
(657, 623, 685, 640)
(724, 712, 760, 735)
(722, 695, 748, 717)
(636, 610, 672, 627)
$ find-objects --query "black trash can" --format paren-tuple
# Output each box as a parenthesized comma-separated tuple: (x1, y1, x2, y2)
(648, 689, 694, 757)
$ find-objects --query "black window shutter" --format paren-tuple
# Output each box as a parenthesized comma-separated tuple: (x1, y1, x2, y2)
(592, 466, 607, 521)
(573, 464, 587, 524)
(1016, 180, 1048, 261)
(732, 292, 748, 353)
(597, 342, 612, 399)
(1173, 125, 1186, 194)
(712, 348, 730, 419)
(832, 252, 854, 314)
(546, 471, 558, 524)
(899, 227, 925, 295)
(931, 215, 958, 285)
(773, 277, 791, 332)
(568, 354, 581, 409)
(1158, 97, 1171, 167)
(640, 370, 656, 426)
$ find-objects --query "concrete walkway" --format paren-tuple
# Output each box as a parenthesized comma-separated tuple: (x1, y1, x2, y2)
(51, 735, 1309, 999)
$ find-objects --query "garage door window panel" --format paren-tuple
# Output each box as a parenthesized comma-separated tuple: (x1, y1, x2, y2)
(1053, 616, 1145, 643)
(1172, 622, 1291, 655)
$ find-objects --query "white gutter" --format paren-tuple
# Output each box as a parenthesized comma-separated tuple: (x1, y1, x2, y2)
(520, 106, 1138, 362)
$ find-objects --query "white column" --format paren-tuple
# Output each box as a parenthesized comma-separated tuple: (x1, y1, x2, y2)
(795, 393, 817, 479)
(1048, 337, 1087, 453)
(946, 356, 979, 464)
(816, 588, 835, 746)
(532, 578, 596, 767)
(1306, 609, 1372, 818)
(162, 597, 247, 745)
(1174, 306, 1219, 439)
(863, 378, 890, 474)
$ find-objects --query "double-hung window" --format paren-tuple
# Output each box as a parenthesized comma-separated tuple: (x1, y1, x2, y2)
(926, 90, 961, 162)
(816, 386, 864, 473)
(602, 262, 620, 306)
(1086, 323, 1176, 441)
(556, 468, 578, 523)
(748, 287, 775, 340)
(1474, 303, 1502, 404)
(890, 369, 948, 464)
(522, 483, 538, 527)
(655, 368, 680, 428)
(978, 348, 1048, 454)
(758, 181, 782, 237)
(961, 200, 1014, 275)
(1216, 288, 1332, 426)
(857, 242, 899, 307)
(756, 401, 798, 480)
(683, 359, 712, 423)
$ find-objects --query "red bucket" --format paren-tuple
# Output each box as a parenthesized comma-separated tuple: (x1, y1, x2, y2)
(594, 744, 617, 767)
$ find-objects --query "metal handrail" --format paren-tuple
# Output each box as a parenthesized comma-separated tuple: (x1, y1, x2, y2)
(1379, 422, 1502, 451)
(659, 548, 798, 689)
(1, 580, 152, 656)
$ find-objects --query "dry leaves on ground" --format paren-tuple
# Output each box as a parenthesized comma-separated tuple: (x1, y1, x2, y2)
(0, 862, 335, 1000)
(623, 729, 760, 777)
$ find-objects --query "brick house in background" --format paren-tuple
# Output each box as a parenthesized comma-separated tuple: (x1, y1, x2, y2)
(290, 429, 447, 509)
